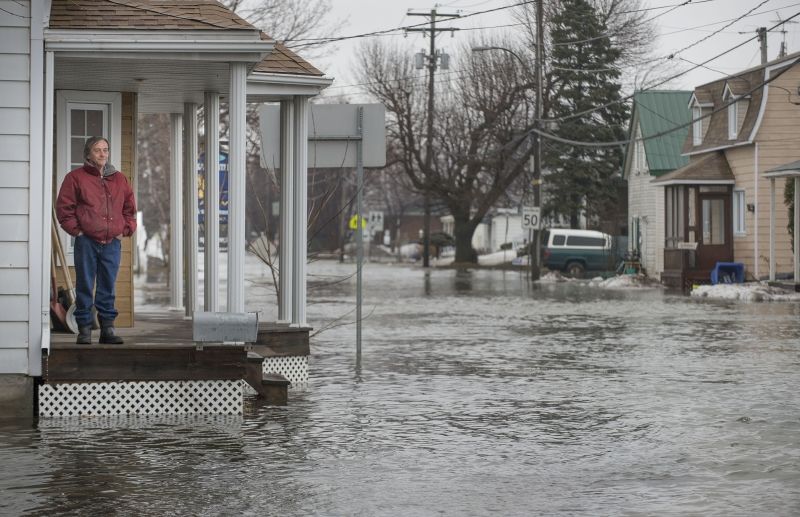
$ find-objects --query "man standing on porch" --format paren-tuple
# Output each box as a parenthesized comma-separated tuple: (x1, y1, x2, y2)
(56, 136, 137, 345)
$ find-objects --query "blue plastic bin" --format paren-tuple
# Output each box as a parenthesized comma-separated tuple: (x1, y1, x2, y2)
(710, 262, 744, 284)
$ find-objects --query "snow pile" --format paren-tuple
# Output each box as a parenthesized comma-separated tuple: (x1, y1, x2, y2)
(477, 250, 517, 266)
(536, 271, 577, 283)
(691, 282, 800, 302)
(589, 274, 663, 289)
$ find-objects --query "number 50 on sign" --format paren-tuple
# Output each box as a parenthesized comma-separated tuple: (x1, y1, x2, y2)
(522, 207, 541, 230)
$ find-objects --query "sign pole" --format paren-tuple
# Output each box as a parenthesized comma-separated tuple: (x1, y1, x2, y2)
(356, 107, 364, 363)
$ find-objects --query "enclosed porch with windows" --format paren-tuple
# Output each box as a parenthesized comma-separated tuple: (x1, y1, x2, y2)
(654, 152, 735, 290)
(764, 161, 800, 290)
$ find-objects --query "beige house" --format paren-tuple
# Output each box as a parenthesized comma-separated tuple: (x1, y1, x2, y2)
(655, 52, 800, 288)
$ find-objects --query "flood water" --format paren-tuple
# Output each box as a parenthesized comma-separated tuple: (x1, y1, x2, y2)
(2, 260, 800, 516)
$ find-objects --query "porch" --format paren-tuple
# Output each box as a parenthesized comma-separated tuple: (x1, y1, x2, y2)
(41, 311, 310, 417)
(654, 152, 736, 290)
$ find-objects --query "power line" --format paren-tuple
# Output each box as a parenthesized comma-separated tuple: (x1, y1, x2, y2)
(286, 0, 536, 48)
(542, 8, 800, 124)
(533, 55, 800, 148)
(287, 0, 721, 49)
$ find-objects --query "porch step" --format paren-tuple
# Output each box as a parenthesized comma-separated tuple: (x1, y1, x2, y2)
(244, 351, 291, 405)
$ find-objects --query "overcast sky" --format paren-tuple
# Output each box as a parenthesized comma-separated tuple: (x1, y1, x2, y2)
(302, 0, 800, 99)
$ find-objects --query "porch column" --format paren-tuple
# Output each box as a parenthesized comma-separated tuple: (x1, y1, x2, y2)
(227, 63, 247, 313)
(279, 99, 294, 323)
(204, 92, 221, 312)
(292, 96, 310, 326)
(795, 177, 799, 287)
(183, 103, 199, 317)
(769, 178, 776, 282)
(169, 113, 184, 310)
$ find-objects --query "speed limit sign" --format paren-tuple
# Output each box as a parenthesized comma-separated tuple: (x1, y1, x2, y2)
(522, 207, 541, 230)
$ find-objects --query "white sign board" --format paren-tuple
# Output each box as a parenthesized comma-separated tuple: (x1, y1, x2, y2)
(368, 211, 384, 234)
(259, 104, 386, 169)
(521, 207, 541, 230)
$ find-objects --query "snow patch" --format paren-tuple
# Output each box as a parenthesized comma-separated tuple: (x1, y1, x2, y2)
(589, 274, 663, 289)
(477, 250, 518, 266)
(690, 282, 800, 302)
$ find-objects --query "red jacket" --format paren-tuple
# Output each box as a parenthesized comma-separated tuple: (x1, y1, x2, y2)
(56, 163, 137, 244)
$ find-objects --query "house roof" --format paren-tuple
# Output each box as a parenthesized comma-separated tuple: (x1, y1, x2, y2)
(683, 68, 763, 154)
(652, 151, 735, 185)
(48, 0, 325, 78)
(690, 90, 714, 106)
(632, 90, 692, 175)
(764, 159, 800, 178)
(253, 35, 323, 76)
(684, 50, 800, 155)
(49, 0, 256, 30)
(724, 77, 751, 98)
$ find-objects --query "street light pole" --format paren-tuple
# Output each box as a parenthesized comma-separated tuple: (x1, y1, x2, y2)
(472, 5, 544, 281)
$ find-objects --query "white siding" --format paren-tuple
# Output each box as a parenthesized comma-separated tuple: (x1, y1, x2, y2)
(0, 322, 27, 348)
(627, 124, 665, 277)
(0, 215, 28, 240)
(0, 349, 29, 373)
(0, 242, 27, 267)
(0, 295, 28, 321)
(0, 269, 27, 294)
(0, 108, 29, 133)
(0, 161, 30, 187)
(0, 0, 31, 374)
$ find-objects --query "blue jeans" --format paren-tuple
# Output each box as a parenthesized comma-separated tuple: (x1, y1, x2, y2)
(73, 235, 121, 326)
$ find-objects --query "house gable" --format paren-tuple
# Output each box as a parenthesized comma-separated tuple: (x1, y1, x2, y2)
(683, 50, 800, 155)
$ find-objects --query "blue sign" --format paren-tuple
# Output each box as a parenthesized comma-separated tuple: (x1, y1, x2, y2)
(198, 151, 228, 224)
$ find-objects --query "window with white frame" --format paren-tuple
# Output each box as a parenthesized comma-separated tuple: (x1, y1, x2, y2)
(732, 189, 745, 235)
(692, 106, 702, 146)
(728, 101, 737, 139)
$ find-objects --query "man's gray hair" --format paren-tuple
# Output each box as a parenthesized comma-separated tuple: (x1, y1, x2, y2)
(83, 136, 110, 161)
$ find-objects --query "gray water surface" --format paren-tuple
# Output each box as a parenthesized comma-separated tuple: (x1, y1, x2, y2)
(2, 262, 799, 516)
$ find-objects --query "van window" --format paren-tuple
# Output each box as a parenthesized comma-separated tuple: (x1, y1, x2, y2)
(552, 235, 566, 246)
(566, 236, 605, 247)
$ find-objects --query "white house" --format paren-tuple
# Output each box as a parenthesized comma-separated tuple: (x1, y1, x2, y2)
(0, 0, 331, 418)
(622, 90, 692, 277)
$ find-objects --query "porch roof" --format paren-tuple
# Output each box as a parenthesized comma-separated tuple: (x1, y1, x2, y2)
(652, 151, 735, 186)
(49, 0, 255, 31)
(764, 160, 800, 178)
(254, 36, 323, 76)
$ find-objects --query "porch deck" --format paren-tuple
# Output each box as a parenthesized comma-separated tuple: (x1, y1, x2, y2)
(40, 312, 311, 416)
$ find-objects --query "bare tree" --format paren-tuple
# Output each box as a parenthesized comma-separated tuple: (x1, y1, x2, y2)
(358, 38, 536, 263)
(221, 0, 339, 56)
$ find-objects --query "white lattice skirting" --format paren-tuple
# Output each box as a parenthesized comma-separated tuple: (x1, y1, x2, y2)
(263, 355, 309, 386)
(39, 380, 244, 417)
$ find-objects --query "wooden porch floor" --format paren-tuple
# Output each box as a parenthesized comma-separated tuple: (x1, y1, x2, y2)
(45, 311, 310, 385)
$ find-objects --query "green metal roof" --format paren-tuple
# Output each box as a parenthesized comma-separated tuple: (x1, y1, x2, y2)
(632, 90, 692, 176)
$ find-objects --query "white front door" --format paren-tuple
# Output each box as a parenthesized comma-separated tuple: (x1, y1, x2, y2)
(55, 91, 121, 263)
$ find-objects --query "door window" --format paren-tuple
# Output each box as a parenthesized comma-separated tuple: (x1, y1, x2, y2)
(702, 198, 725, 245)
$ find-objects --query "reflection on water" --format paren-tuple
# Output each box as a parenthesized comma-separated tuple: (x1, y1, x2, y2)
(2, 260, 800, 516)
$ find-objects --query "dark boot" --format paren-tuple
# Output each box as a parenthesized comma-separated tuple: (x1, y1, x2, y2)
(99, 319, 124, 345)
(76, 325, 92, 345)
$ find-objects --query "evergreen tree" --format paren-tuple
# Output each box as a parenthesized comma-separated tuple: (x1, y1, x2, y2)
(543, 0, 629, 229)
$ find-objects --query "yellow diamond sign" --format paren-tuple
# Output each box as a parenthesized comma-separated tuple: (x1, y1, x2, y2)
(349, 214, 367, 230)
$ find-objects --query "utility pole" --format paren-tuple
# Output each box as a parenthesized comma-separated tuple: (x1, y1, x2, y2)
(407, 8, 459, 267)
(757, 27, 768, 64)
(531, 0, 544, 281)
